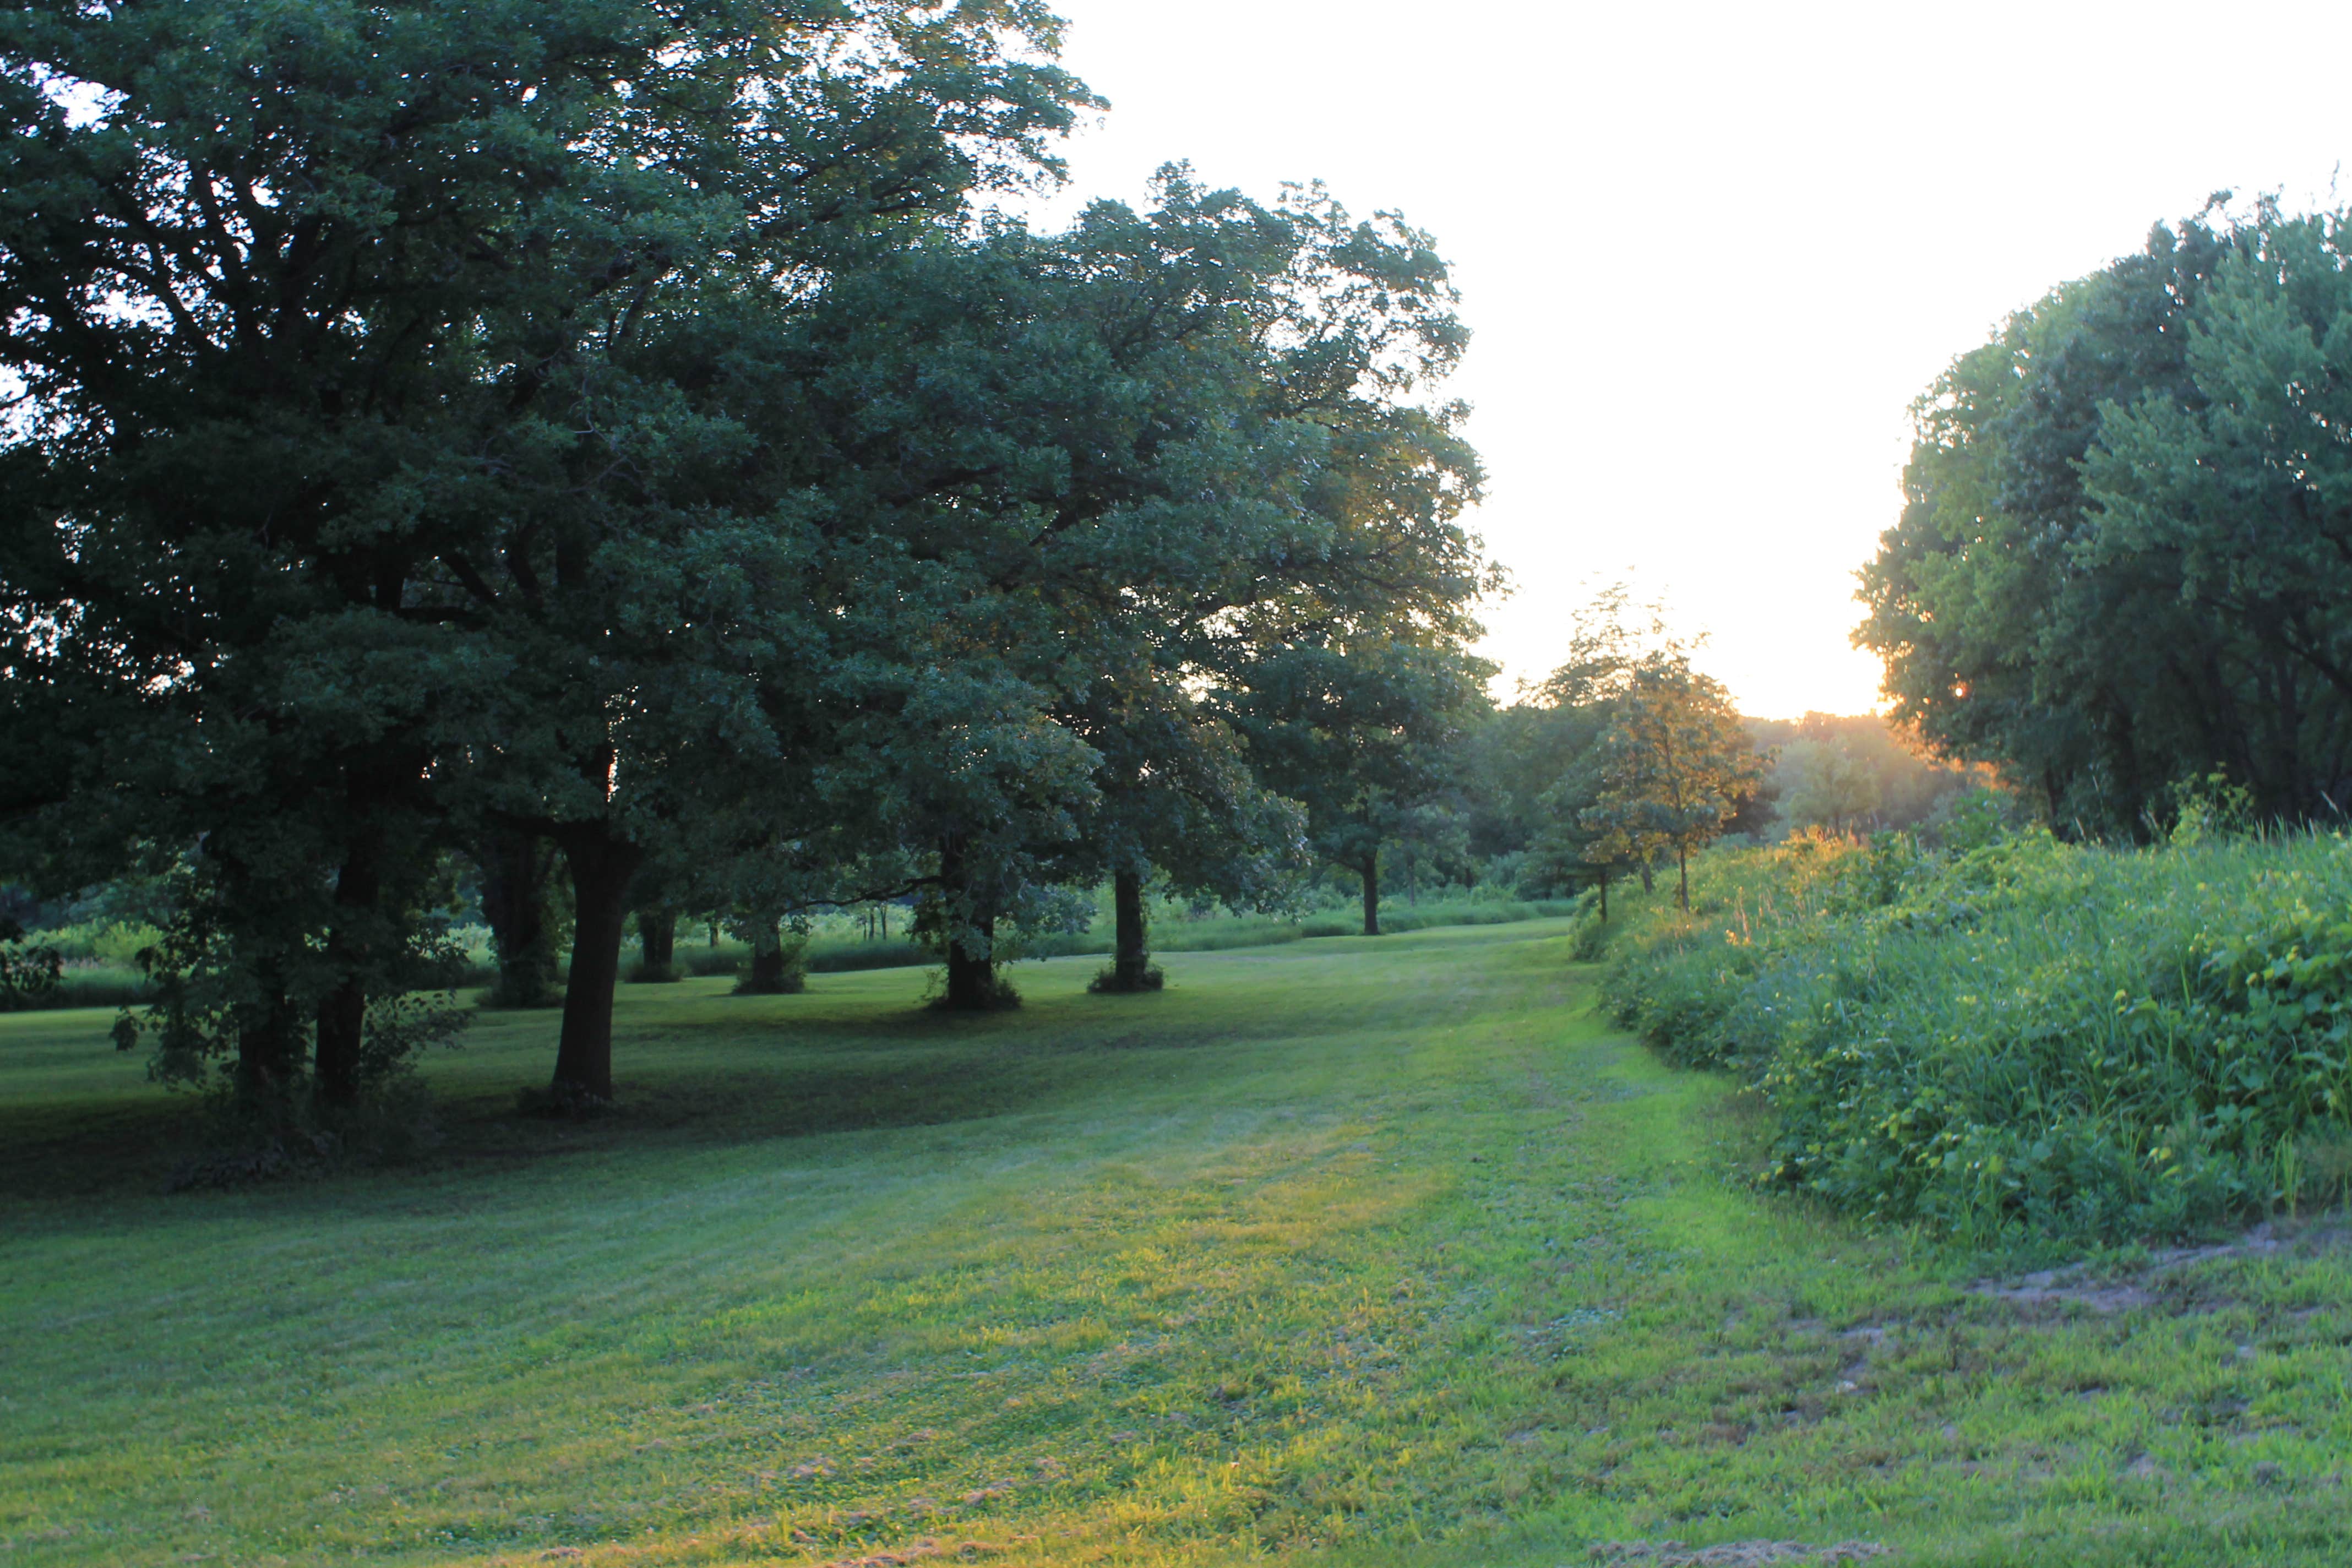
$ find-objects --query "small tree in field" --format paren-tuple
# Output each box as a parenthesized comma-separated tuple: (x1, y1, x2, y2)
(1584, 655, 1761, 911)
(1523, 584, 1673, 918)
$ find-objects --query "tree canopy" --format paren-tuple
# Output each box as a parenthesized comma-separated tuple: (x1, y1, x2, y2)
(0, 0, 1498, 1115)
(1858, 197, 2352, 833)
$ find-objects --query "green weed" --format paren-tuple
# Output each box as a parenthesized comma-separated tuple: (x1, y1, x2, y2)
(1601, 832, 2352, 1245)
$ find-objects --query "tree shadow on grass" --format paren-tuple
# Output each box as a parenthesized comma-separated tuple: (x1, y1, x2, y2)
(0, 1002, 1251, 1212)
(0, 1091, 198, 1205)
(0, 932, 1517, 1212)
(449, 1049, 1076, 1152)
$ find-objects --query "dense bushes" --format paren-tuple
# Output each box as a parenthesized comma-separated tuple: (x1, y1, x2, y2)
(1600, 832, 2352, 1245)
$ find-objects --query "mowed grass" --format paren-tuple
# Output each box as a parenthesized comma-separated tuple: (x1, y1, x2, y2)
(3, 923, 2349, 1568)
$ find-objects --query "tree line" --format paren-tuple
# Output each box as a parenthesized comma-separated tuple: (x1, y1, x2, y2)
(1861, 194, 2352, 835)
(0, 2, 1826, 1132)
(0, 0, 1503, 1113)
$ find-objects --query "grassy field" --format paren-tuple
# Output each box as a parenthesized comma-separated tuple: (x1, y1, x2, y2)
(3, 922, 2349, 1567)
(3, 891, 1586, 1009)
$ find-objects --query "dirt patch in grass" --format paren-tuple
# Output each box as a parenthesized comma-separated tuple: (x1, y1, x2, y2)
(1590, 1540, 1893, 1565)
(1967, 1218, 2350, 1316)
(1966, 1273, 2155, 1314)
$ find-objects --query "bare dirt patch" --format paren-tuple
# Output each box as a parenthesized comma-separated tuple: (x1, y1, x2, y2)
(1965, 1219, 2351, 1315)
(1966, 1272, 2153, 1313)
(1589, 1541, 1893, 1566)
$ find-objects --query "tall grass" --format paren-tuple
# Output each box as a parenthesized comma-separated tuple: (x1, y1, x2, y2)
(50, 966, 155, 1010)
(1599, 830, 2352, 1246)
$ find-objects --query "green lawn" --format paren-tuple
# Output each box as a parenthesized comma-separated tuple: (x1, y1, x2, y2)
(3, 922, 2347, 1567)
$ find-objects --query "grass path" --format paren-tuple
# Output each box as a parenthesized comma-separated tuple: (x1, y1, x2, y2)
(2, 921, 2348, 1566)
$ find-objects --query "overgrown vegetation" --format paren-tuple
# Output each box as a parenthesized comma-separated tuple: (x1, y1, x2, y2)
(1601, 826, 2352, 1247)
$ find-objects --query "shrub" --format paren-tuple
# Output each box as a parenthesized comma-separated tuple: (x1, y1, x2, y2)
(1, 919, 63, 1010)
(1600, 830, 2352, 1245)
(1088, 961, 1164, 994)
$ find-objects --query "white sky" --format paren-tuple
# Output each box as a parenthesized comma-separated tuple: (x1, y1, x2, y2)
(1028, 0, 2352, 717)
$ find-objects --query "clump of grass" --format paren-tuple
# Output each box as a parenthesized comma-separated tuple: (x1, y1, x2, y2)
(1602, 829, 2352, 1245)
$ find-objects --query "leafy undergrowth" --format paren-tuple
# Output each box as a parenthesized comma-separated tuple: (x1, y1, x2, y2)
(2, 923, 2348, 1567)
(1599, 831, 2352, 1249)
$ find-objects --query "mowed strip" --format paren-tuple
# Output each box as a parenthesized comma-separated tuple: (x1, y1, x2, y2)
(1, 923, 2348, 1568)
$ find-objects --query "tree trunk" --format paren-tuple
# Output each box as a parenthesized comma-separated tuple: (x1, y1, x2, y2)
(745, 919, 788, 992)
(633, 906, 677, 982)
(1676, 842, 1690, 911)
(944, 907, 998, 1008)
(549, 826, 643, 1105)
(1638, 859, 1654, 895)
(1598, 870, 1609, 923)
(936, 837, 1009, 1009)
(314, 823, 384, 1108)
(218, 841, 304, 1102)
(481, 828, 559, 1008)
(1361, 851, 1381, 937)
(236, 984, 304, 1103)
(1099, 868, 1160, 992)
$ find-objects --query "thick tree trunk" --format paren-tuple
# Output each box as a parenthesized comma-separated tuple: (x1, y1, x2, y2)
(550, 827, 643, 1105)
(742, 918, 794, 993)
(314, 824, 384, 1108)
(219, 840, 307, 1103)
(935, 837, 1010, 1009)
(1114, 869, 1150, 984)
(236, 984, 305, 1102)
(633, 906, 677, 982)
(1095, 868, 1161, 992)
(944, 908, 998, 1008)
(481, 828, 559, 1008)
(1361, 851, 1381, 937)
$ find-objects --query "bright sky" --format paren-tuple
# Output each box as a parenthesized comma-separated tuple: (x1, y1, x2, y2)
(1029, 0, 2352, 717)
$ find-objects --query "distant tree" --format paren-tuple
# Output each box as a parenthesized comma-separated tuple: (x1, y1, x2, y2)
(1583, 655, 1762, 911)
(477, 832, 565, 1010)
(1520, 585, 1676, 916)
(1233, 638, 1494, 936)
(1462, 703, 1591, 869)
(1774, 733, 1882, 836)
(1745, 712, 1978, 835)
